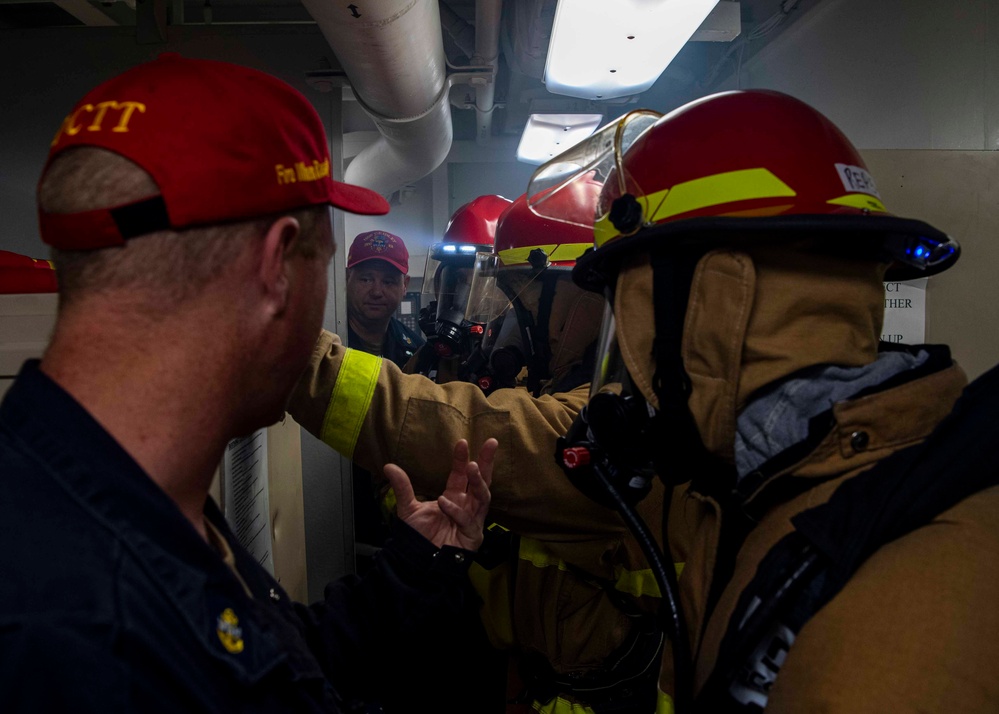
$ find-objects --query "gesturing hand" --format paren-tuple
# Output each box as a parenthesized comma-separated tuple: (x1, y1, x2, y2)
(383, 438, 497, 552)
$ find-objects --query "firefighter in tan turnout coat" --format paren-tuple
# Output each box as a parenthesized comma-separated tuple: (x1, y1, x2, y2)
(290, 181, 670, 713)
(538, 90, 999, 713)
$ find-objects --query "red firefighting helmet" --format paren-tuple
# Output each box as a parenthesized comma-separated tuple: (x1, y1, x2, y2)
(467, 180, 607, 393)
(441, 194, 511, 251)
(494, 177, 603, 269)
(423, 194, 511, 308)
(466, 179, 602, 324)
(534, 91, 959, 289)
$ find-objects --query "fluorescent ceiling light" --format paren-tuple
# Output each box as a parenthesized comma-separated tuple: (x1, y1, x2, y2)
(545, 0, 721, 100)
(516, 113, 603, 165)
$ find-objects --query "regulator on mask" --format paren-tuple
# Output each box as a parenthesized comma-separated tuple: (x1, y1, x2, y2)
(556, 302, 660, 508)
(460, 305, 530, 394)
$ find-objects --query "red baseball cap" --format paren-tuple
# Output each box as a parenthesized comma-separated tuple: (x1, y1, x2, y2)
(38, 53, 389, 251)
(346, 230, 410, 274)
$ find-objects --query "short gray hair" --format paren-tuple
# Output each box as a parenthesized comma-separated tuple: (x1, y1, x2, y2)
(39, 147, 327, 310)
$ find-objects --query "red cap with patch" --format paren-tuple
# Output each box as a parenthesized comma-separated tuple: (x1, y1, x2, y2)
(346, 230, 410, 274)
(39, 53, 389, 251)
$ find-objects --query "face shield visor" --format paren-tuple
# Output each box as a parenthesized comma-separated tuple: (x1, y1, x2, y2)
(419, 241, 488, 357)
(588, 300, 630, 399)
(459, 251, 554, 393)
(526, 110, 662, 238)
(465, 250, 550, 328)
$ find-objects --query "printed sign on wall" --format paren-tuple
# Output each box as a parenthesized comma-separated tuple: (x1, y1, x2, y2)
(881, 278, 927, 345)
(221, 429, 275, 575)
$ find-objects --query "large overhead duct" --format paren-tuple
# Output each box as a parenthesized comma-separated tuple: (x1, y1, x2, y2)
(300, 0, 453, 197)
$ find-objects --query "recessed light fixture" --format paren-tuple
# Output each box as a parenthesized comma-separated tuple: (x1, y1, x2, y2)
(545, 0, 721, 100)
(516, 113, 603, 165)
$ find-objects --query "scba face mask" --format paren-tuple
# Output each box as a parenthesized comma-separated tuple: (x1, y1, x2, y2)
(460, 303, 531, 394)
(422, 263, 485, 361)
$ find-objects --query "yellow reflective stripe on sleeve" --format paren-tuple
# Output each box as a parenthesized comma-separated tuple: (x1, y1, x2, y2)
(656, 690, 675, 714)
(826, 193, 888, 212)
(319, 348, 382, 460)
(646, 168, 796, 224)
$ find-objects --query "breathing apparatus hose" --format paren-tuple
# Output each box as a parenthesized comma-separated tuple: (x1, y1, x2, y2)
(590, 464, 693, 713)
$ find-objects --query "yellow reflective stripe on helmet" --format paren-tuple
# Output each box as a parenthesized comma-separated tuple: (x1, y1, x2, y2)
(646, 168, 796, 224)
(593, 168, 796, 248)
(320, 348, 381, 460)
(549, 242, 592, 262)
(826, 193, 888, 212)
(498, 244, 557, 265)
(594, 213, 619, 248)
(498, 243, 592, 266)
(656, 690, 675, 714)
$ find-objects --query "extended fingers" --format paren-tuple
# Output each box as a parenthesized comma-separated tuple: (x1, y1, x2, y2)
(463, 460, 491, 514)
(444, 439, 471, 492)
(383, 463, 416, 511)
(475, 438, 499, 487)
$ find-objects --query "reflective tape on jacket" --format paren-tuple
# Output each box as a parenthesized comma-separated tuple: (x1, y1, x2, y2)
(656, 690, 675, 714)
(534, 695, 596, 714)
(517, 537, 684, 601)
(320, 348, 382, 460)
(531, 688, 676, 714)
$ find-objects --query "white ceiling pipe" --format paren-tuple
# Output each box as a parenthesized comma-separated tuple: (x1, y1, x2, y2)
(300, 0, 453, 196)
(472, 0, 502, 145)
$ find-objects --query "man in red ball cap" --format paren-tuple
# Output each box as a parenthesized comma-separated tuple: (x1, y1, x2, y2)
(345, 229, 425, 368)
(0, 54, 494, 713)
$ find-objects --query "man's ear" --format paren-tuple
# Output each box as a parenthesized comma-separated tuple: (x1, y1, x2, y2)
(259, 215, 301, 316)
(403, 274, 411, 290)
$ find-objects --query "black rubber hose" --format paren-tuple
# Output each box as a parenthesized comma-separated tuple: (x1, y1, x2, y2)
(592, 466, 693, 713)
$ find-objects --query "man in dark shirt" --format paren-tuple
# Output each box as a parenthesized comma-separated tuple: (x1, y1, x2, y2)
(0, 54, 494, 713)
(344, 230, 427, 568)
(345, 230, 425, 368)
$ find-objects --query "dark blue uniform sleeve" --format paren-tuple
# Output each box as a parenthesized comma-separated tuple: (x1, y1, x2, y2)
(293, 519, 479, 710)
(0, 620, 129, 713)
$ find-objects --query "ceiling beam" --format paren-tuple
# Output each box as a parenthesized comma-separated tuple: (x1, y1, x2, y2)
(53, 0, 118, 26)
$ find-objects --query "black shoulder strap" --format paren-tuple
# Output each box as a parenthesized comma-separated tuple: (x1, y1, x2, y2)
(696, 360, 999, 712)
